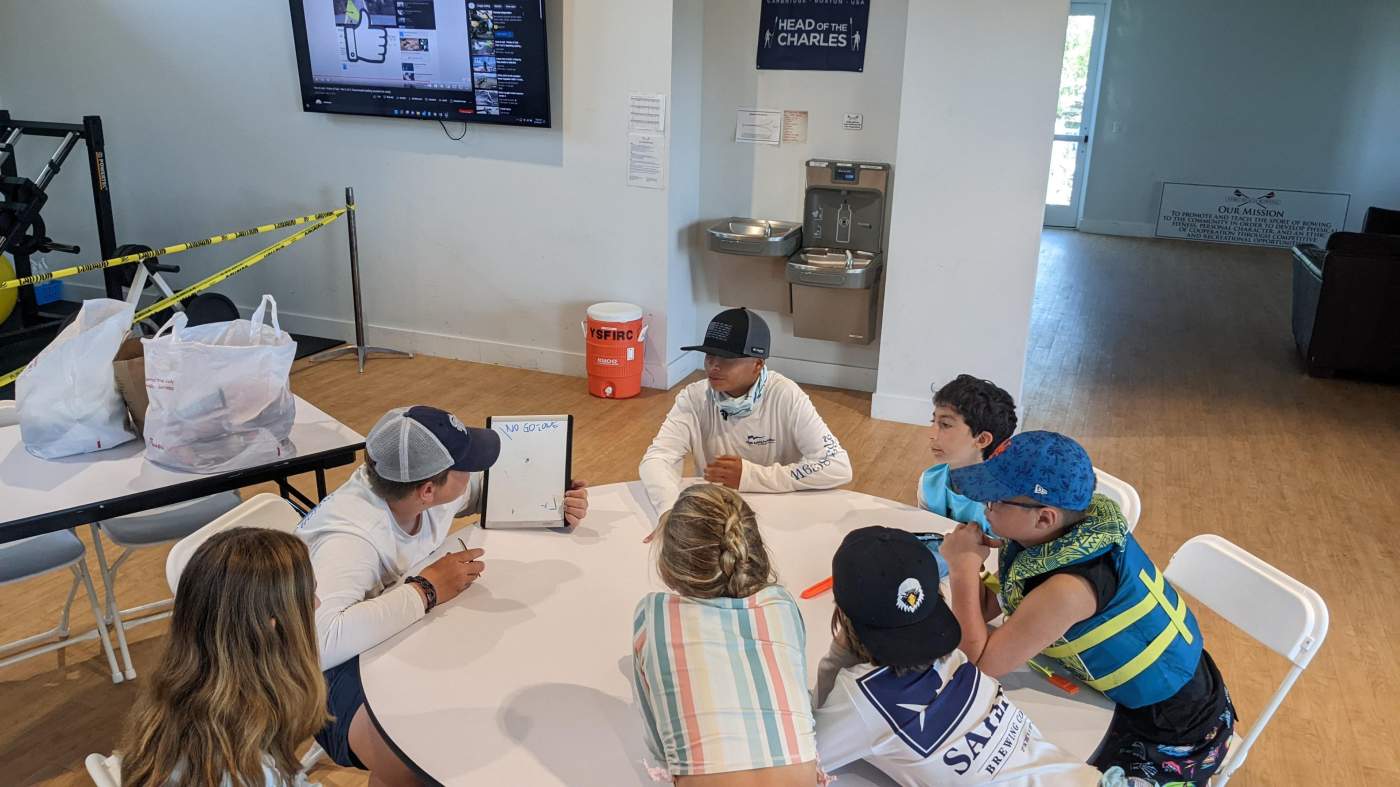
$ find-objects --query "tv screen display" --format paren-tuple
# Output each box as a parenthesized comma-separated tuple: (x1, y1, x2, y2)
(288, 0, 551, 127)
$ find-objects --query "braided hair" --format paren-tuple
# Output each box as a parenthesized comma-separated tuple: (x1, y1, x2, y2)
(657, 484, 775, 599)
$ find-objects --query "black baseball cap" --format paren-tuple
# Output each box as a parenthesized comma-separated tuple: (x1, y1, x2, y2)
(365, 405, 501, 482)
(832, 526, 962, 667)
(681, 308, 770, 359)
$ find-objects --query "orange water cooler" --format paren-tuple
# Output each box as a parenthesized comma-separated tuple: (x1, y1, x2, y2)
(583, 302, 647, 399)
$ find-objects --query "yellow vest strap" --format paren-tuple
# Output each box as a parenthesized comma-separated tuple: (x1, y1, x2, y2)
(1084, 610, 1185, 693)
(1043, 567, 1165, 659)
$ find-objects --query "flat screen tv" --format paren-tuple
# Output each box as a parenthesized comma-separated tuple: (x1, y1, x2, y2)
(288, 0, 550, 127)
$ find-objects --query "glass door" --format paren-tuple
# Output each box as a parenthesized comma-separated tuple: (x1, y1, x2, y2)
(1045, 2, 1107, 228)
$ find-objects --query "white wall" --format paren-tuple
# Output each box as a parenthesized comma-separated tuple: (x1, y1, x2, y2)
(1079, 0, 1400, 236)
(666, 0, 705, 386)
(0, 0, 696, 388)
(697, 0, 909, 391)
(872, 0, 1069, 425)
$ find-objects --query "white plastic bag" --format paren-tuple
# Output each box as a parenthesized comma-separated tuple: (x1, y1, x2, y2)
(16, 298, 138, 458)
(142, 294, 298, 473)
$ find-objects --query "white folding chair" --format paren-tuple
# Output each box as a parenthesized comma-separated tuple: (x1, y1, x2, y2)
(1164, 534, 1329, 786)
(165, 492, 327, 772)
(0, 530, 125, 684)
(3, 401, 123, 683)
(1093, 467, 1141, 531)
(89, 491, 243, 680)
(84, 752, 120, 787)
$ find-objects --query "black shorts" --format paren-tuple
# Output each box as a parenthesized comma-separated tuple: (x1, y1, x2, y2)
(316, 656, 368, 769)
(1091, 690, 1236, 785)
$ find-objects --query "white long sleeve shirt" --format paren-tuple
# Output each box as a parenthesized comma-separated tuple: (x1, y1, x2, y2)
(638, 371, 853, 515)
(296, 465, 482, 669)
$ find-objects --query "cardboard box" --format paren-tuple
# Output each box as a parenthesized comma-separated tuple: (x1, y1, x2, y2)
(112, 336, 148, 437)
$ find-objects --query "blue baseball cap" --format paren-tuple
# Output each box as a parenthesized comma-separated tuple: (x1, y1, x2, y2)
(949, 431, 1095, 511)
(365, 405, 501, 482)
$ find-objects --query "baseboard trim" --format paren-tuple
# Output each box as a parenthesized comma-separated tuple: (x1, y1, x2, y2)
(1075, 219, 1156, 238)
(64, 283, 874, 393)
(663, 353, 702, 390)
(871, 390, 931, 425)
(64, 282, 594, 380)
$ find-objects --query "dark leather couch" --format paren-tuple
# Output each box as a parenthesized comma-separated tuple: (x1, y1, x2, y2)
(1291, 223, 1400, 378)
(1363, 206, 1400, 236)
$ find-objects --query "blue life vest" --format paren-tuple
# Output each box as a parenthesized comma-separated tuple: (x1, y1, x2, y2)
(998, 495, 1203, 709)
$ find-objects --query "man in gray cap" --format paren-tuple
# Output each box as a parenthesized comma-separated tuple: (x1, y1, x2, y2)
(639, 308, 852, 519)
(298, 405, 587, 783)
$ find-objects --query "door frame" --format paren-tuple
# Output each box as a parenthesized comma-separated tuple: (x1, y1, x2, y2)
(1045, 0, 1112, 228)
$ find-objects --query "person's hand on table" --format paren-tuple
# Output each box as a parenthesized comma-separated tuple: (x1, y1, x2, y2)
(703, 455, 743, 489)
(417, 547, 486, 607)
(563, 480, 589, 527)
(941, 522, 996, 575)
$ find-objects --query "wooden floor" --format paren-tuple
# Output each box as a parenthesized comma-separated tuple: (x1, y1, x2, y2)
(3, 230, 1397, 785)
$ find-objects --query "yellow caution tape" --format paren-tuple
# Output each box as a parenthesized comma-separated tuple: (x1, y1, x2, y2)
(0, 208, 348, 291)
(0, 212, 342, 389)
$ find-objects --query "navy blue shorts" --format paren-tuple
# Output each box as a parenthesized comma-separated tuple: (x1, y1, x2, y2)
(316, 656, 368, 769)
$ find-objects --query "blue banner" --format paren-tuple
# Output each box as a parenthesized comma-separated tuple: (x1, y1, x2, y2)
(757, 0, 870, 72)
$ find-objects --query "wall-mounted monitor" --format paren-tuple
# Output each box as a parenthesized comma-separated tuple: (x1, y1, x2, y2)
(288, 1, 551, 127)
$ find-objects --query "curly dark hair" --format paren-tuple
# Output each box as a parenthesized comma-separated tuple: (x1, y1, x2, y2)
(933, 374, 1018, 458)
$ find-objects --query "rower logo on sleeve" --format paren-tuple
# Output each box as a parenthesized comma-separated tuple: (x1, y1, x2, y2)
(856, 662, 982, 758)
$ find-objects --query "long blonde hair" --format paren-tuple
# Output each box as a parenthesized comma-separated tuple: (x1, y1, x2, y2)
(658, 484, 775, 598)
(120, 527, 329, 787)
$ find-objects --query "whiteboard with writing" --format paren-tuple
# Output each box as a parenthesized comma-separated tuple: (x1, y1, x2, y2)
(482, 414, 573, 528)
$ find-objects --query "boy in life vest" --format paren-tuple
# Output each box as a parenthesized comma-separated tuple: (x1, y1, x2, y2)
(917, 375, 1018, 533)
(942, 432, 1234, 786)
(814, 526, 1141, 786)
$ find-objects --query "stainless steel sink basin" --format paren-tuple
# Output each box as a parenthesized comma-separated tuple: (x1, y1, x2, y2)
(786, 247, 882, 289)
(706, 218, 803, 257)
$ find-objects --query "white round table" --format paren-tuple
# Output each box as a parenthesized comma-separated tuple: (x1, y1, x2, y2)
(360, 482, 1114, 785)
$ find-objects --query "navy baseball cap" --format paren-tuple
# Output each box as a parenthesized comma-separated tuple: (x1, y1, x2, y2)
(681, 308, 770, 359)
(949, 431, 1095, 511)
(832, 527, 961, 667)
(365, 405, 501, 482)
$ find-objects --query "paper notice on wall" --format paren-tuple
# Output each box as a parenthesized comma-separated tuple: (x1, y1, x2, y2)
(628, 93, 666, 132)
(842, 112, 863, 131)
(736, 108, 783, 145)
(782, 110, 809, 143)
(1155, 183, 1350, 247)
(627, 132, 665, 189)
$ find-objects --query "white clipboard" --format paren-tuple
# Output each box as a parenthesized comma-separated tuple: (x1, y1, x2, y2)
(481, 414, 574, 529)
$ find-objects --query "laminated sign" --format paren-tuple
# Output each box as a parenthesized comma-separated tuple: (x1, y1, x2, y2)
(757, 0, 870, 72)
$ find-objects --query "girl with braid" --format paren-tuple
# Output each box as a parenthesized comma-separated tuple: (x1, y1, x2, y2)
(631, 484, 825, 786)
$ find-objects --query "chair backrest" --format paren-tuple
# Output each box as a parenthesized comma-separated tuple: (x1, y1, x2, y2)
(84, 753, 120, 787)
(1092, 467, 1141, 532)
(1164, 534, 1329, 786)
(165, 493, 305, 594)
(0, 399, 17, 428)
(1363, 205, 1400, 235)
(1165, 534, 1327, 667)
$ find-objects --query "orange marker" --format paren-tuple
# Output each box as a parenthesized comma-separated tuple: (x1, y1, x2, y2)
(1027, 659, 1079, 695)
(801, 576, 834, 599)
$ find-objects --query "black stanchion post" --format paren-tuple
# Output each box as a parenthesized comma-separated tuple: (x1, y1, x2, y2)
(308, 187, 412, 373)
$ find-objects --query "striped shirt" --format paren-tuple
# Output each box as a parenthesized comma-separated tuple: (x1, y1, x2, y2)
(632, 585, 818, 778)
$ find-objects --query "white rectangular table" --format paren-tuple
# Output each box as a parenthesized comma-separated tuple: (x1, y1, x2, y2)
(0, 395, 364, 543)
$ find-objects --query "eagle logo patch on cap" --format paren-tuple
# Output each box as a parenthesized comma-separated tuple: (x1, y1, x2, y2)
(895, 577, 925, 613)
